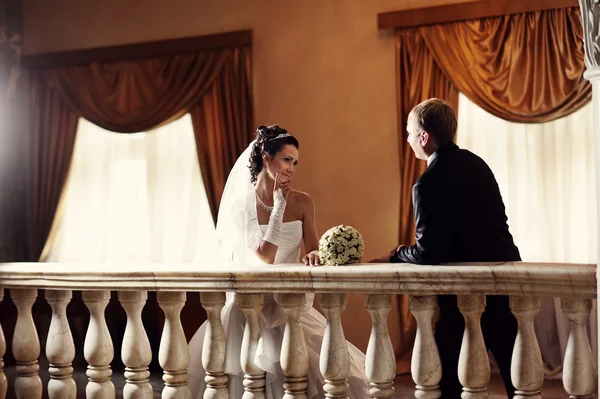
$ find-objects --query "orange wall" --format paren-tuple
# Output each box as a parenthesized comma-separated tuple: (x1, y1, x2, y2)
(22, 0, 476, 352)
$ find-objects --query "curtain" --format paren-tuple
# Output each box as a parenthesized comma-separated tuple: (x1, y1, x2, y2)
(146, 115, 218, 262)
(45, 114, 217, 263)
(456, 93, 598, 375)
(191, 47, 254, 222)
(46, 51, 228, 133)
(420, 7, 590, 123)
(395, 29, 459, 372)
(30, 74, 79, 261)
(30, 45, 253, 260)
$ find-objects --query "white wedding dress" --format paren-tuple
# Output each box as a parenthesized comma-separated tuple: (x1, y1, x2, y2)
(187, 218, 370, 398)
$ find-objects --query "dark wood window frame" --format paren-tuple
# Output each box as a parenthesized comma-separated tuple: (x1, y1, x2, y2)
(378, 0, 579, 29)
(22, 29, 252, 70)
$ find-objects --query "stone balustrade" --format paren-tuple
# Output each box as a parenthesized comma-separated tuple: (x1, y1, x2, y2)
(0, 261, 597, 398)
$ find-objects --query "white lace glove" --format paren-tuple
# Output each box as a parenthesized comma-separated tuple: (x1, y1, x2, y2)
(263, 188, 287, 246)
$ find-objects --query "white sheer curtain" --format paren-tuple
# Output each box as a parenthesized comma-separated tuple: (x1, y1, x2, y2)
(46, 114, 217, 263)
(456, 93, 597, 374)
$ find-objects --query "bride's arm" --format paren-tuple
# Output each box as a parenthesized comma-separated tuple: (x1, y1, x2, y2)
(253, 177, 290, 264)
(254, 241, 279, 264)
(300, 193, 320, 266)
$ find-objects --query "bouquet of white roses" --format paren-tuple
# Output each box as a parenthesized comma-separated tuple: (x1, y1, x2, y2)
(318, 225, 365, 266)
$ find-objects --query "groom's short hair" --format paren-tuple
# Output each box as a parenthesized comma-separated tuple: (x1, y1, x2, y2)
(409, 98, 457, 146)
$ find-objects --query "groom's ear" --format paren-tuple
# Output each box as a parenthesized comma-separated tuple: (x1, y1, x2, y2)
(420, 131, 430, 146)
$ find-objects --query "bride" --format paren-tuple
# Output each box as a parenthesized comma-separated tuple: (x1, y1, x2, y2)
(188, 125, 369, 398)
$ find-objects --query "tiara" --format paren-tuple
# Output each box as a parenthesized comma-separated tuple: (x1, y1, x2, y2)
(268, 133, 290, 141)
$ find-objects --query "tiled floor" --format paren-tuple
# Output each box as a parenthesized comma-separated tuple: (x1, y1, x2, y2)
(5, 366, 571, 398)
(4, 366, 164, 399)
(393, 373, 568, 399)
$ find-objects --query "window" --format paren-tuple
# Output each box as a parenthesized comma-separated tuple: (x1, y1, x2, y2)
(456, 94, 596, 263)
(46, 114, 217, 262)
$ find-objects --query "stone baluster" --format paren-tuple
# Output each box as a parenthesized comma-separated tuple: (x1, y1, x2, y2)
(365, 294, 396, 399)
(458, 295, 489, 399)
(11, 288, 42, 399)
(0, 288, 7, 399)
(46, 290, 76, 399)
(199, 292, 228, 399)
(409, 295, 441, 399)
(158, 291, 191, 399)
(238, 294, 266, 399)
(319, 293, 350, 399)
(561, 298, 597, 398)
(275, 293, 309, 399)
(119, 291, 153, 398)
(510, 296, 543, 399)
(83, 290, 115, 398)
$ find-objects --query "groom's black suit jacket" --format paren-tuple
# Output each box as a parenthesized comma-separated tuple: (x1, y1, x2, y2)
(392, 141, 520, 268)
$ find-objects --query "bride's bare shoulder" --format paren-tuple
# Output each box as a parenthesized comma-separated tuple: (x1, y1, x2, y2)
(289, 190, 314, 208)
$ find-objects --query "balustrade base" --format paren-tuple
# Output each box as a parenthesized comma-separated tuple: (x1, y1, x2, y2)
(0, 364, 576, 398)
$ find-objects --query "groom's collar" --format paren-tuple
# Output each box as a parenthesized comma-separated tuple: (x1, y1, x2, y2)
(427, 152, 437, 167)
(427, 142, 458, 167)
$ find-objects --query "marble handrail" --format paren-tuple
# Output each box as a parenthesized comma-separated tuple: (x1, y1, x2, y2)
(0, 262, 595, 297)
(0, 262, 597, 399)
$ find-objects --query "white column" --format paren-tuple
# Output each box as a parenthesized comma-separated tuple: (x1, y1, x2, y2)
(158, 291, 191, 399)
(510, 296, 543, 399)
(45, 290, 76, 399)
(199, 292, 228, 399)
(319, 293, 350, 399)
(119, 291, 153, 398)
(83, 290, 115, 399)
(578, 0, 600, 393)
(275, 293, 309, 399)
(409, 295, 441, 399)
(0, 288, 7, 399)
(11, 288, 42, 399)
(238, 294, 266, 399)
(365, 294, 396, 399)
(561, 298, 597, 398)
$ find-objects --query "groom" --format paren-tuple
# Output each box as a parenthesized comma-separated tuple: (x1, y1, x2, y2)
(373, 98, 520, 398)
